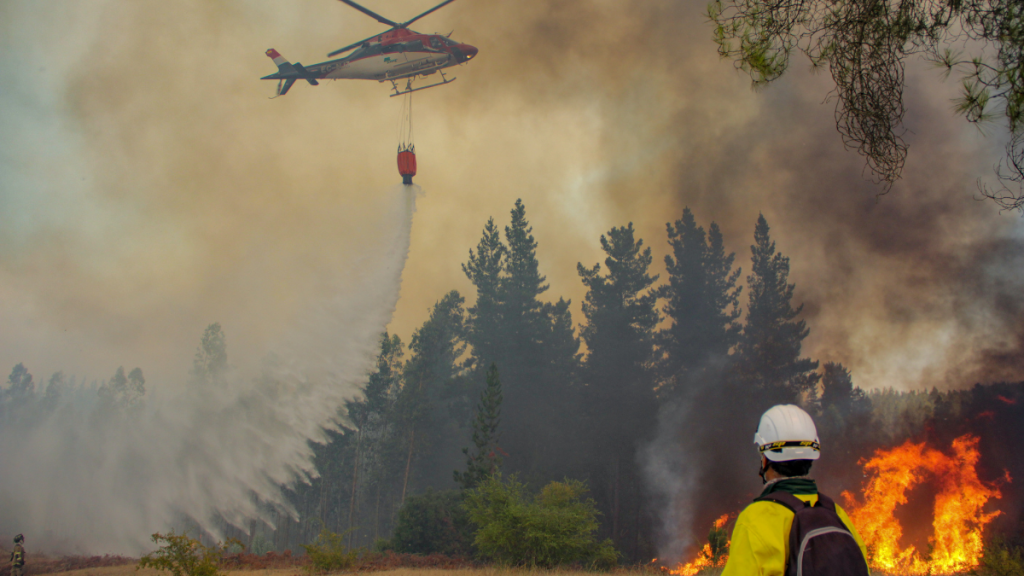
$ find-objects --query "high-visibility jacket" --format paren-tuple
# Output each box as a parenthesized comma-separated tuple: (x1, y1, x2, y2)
(721, 493, 868, 576)
(11, 544, 25, 568)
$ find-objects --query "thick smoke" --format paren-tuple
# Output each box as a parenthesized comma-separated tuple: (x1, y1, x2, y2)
(0, 184, 419, 553)
(4, 0, 1024, 560)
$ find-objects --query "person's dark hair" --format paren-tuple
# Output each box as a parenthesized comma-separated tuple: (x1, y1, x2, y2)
(769, 459, 813, 477)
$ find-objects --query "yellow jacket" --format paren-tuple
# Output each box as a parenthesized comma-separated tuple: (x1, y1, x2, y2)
(721, 493, 868, 576)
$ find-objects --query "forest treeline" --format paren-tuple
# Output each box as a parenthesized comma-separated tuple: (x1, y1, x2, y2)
(3, 200, 1022, 560)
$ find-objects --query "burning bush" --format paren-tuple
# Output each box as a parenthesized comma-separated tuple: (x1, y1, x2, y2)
(669, 515, 730, 575)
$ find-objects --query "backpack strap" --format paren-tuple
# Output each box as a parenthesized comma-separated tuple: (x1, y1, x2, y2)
(753, 491, 810, 513)
(813, 492, 837, 512)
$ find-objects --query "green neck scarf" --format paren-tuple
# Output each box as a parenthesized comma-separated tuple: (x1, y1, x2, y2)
(759, 477, 818, 497)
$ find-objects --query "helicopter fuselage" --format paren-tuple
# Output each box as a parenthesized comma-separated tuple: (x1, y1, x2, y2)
(263, 29, 476, 86)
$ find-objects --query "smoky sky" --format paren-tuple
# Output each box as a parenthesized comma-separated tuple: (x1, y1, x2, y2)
(2, 0, 1022, 406)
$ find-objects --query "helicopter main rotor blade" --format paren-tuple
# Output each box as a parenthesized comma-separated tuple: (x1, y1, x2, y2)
(399, 0, 457, 28)
(337, 0, 401, 28)
(328, 32, 388, 57)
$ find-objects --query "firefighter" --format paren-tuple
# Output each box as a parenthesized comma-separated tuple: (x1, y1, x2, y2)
(10, 534, 25, 576)
(721, 405, 870, 575)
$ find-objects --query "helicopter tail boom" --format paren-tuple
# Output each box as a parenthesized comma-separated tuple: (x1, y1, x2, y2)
(264, 49, 320, 96)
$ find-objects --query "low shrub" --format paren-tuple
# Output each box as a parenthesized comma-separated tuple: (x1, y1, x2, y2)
(388, 489, 474, 557)
(300, 528, 360, 574)
(464, 474, 619, 569)
(137, 532, 238, 576)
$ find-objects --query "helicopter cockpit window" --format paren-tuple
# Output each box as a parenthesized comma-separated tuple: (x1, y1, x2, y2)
(430, 37, 443, 49)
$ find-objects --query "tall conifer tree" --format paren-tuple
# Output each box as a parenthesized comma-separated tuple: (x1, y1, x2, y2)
(462, 218, 506, 372)
(398, 291, 468, 499)
(463, 200, 580, 479)
(454, 363, 503, 490)
(736, 214, 819, 402)
(659, 209, 741, 396)
(577, 223, 660, 552)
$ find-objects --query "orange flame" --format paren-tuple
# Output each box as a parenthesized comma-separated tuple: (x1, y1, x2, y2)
(669, 514, 730, 576)
(668, 435, 1003, 575)
(841, 434, 1003, 574)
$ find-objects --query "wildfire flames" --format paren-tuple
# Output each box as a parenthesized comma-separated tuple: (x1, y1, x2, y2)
(668, 514, 730, 575)
(668, 435, 1004, 575)
(841, 434, 1003, 574)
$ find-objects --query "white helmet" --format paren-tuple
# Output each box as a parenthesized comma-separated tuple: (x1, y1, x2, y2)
(754, 404, 820, 462)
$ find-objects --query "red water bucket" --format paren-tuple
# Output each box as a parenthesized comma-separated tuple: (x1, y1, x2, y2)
(397, 150, 417, 185)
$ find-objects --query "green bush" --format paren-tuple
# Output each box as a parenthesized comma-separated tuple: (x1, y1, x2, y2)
(137, 532, 237, 576)
(464, 474, 619, 569)
(974, 537, 1024, 576)
(301, 528, 360, 574)
(389, 489, 474, 556)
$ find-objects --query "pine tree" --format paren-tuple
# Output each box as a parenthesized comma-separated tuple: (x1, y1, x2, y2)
(462, 200, 580, 479)
(736, 214, 819, 402)
(454, 363, 503, 490)
(5, 363, 34, 401)
(398, 291, 467, 501)
(577, 223, 660, 552)
(98, 366, 146, 414)
(502, 199, 549, 379)
(190, 323, 228, 386)
(462, 218, 506, 372)
(1, 363, 35, 422)
(342, 332, 406, 545)
(40, 371, 65, 412)
(659, 209, 742, 396)
(542, 298, 582, 388)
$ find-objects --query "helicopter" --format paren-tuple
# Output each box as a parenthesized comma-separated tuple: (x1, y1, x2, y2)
(262, 0, 478, 98)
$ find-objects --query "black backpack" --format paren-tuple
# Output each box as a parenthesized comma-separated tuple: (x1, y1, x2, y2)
(753, 491, 869, 576)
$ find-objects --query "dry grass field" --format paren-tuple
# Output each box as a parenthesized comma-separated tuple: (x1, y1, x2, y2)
(27, 564, 954, 576)
(33, 568, 654, 576)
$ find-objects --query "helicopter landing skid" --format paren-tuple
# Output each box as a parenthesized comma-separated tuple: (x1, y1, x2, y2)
(389, 70, 456, 97)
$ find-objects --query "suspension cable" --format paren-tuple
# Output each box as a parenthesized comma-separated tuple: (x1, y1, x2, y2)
(397, 92, 414, 152)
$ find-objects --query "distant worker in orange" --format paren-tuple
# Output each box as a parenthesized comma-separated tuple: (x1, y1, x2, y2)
(10, 534, 25, 576)
(722, 405, 869, 575)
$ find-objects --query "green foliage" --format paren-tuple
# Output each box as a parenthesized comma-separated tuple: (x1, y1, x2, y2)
(454, 363, 504, 490)
(465, 474, 619, 569)
(389, 489, 473, 556)
(137, 532, 237, 576)
(707, 0, 1024, 200)
(301, 528, 360, 574)
(973, 537, 1024, 576)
